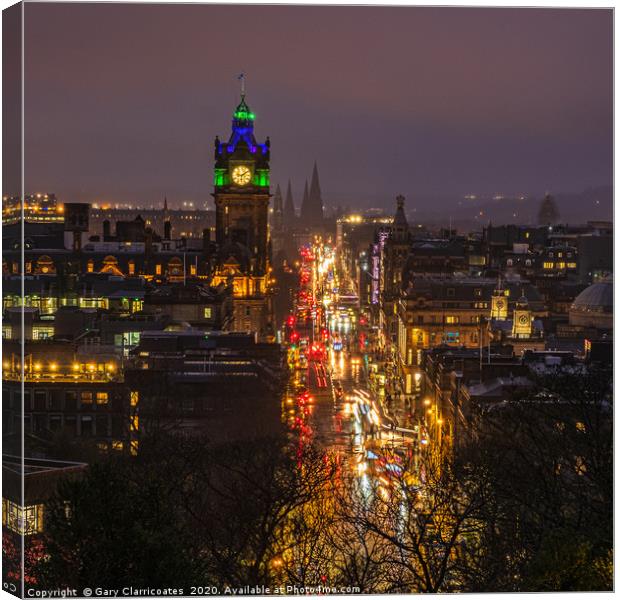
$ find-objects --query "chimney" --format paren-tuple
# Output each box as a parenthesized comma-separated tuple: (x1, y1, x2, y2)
(164, 220, 172, 241)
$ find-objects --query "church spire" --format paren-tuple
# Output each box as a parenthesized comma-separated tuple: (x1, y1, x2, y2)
(283, 180, 296, 229)
(274, 184, 283, 212)
(309, 161, 322, 205)
(300, 180, 310, 221)
(300, 162, 324, 226)
(307, 161, 324, 225)
(273, 184, 283, 232)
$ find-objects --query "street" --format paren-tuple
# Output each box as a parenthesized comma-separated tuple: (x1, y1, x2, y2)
(283, 238, 423, 493)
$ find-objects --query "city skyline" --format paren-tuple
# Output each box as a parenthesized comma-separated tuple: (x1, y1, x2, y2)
(2, 3, 613, 593)
(9, 4, 613, 208)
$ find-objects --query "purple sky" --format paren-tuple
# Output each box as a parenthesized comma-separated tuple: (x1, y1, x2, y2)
(19, 4, 612, 210)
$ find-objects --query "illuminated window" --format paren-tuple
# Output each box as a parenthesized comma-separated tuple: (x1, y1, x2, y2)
(543, 262, 554, 269)
(79, 298, 108, 309)
(575, 456, 587, 476)
(32, 326, 54, 340)
(128, 261, 135, 275)
(81, 391, 93, 405)
(557, 252, 563, 258)
(40, 297, 57, 315)
(96, 392, 108, 405)
(2, 499, 44, 535)
(525, 232, 530, 239)
(576, 421, 586, 432)
(87, 260, 94, 273)
(155, 264, 162, 275)
(556, 262, 566, 269)
(190, 264, 197, 276)
(204, 307, 212, 319)
(567, 262, 577, 269)
(445, 316, 459, 324)
(130, 391, 139, 407)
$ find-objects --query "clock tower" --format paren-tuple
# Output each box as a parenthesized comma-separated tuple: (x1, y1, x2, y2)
(511, 293, 533, 338)
(491, 277, 508, 320)
(212, 90, 273, 339)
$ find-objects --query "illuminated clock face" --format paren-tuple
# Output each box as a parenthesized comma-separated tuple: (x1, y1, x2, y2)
(519, 314, 529, 325)
(231, 165, 252, 186)
(496, 299, 505, 309)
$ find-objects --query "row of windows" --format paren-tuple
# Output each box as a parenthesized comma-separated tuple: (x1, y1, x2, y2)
(443, 288, 484, 298)
(432, 331, 478, 344)
(543, 261, 578, 270)
(12, 413, 125, 438)
(506, 257, 577, 268)
(407, 330, 480, 349)
(412, 314, 483, 325)
(4, 389, 112, 411)
(2, 296, 111, 312)
(2, 325, 54, 340)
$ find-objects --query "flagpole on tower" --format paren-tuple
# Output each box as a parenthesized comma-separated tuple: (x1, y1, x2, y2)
(239, 73, 245, 97)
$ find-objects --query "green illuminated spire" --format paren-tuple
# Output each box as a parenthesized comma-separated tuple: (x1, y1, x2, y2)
(234, 96, 255, 121)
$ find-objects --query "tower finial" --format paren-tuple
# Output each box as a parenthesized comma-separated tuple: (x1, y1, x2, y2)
(238, 73, 245, 98)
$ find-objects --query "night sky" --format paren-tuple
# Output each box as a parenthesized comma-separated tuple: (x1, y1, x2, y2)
(20, 4, 612, 211)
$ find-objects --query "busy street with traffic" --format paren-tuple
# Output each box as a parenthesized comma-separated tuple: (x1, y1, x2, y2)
(281, 237, 428, 498)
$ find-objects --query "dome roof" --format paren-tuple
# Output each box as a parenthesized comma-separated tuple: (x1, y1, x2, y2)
(571, 280, 613, 314)
(569, 280, 613, 330)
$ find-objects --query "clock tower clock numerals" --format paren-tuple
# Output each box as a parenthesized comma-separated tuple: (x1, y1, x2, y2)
(232, 165, 252, 186)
